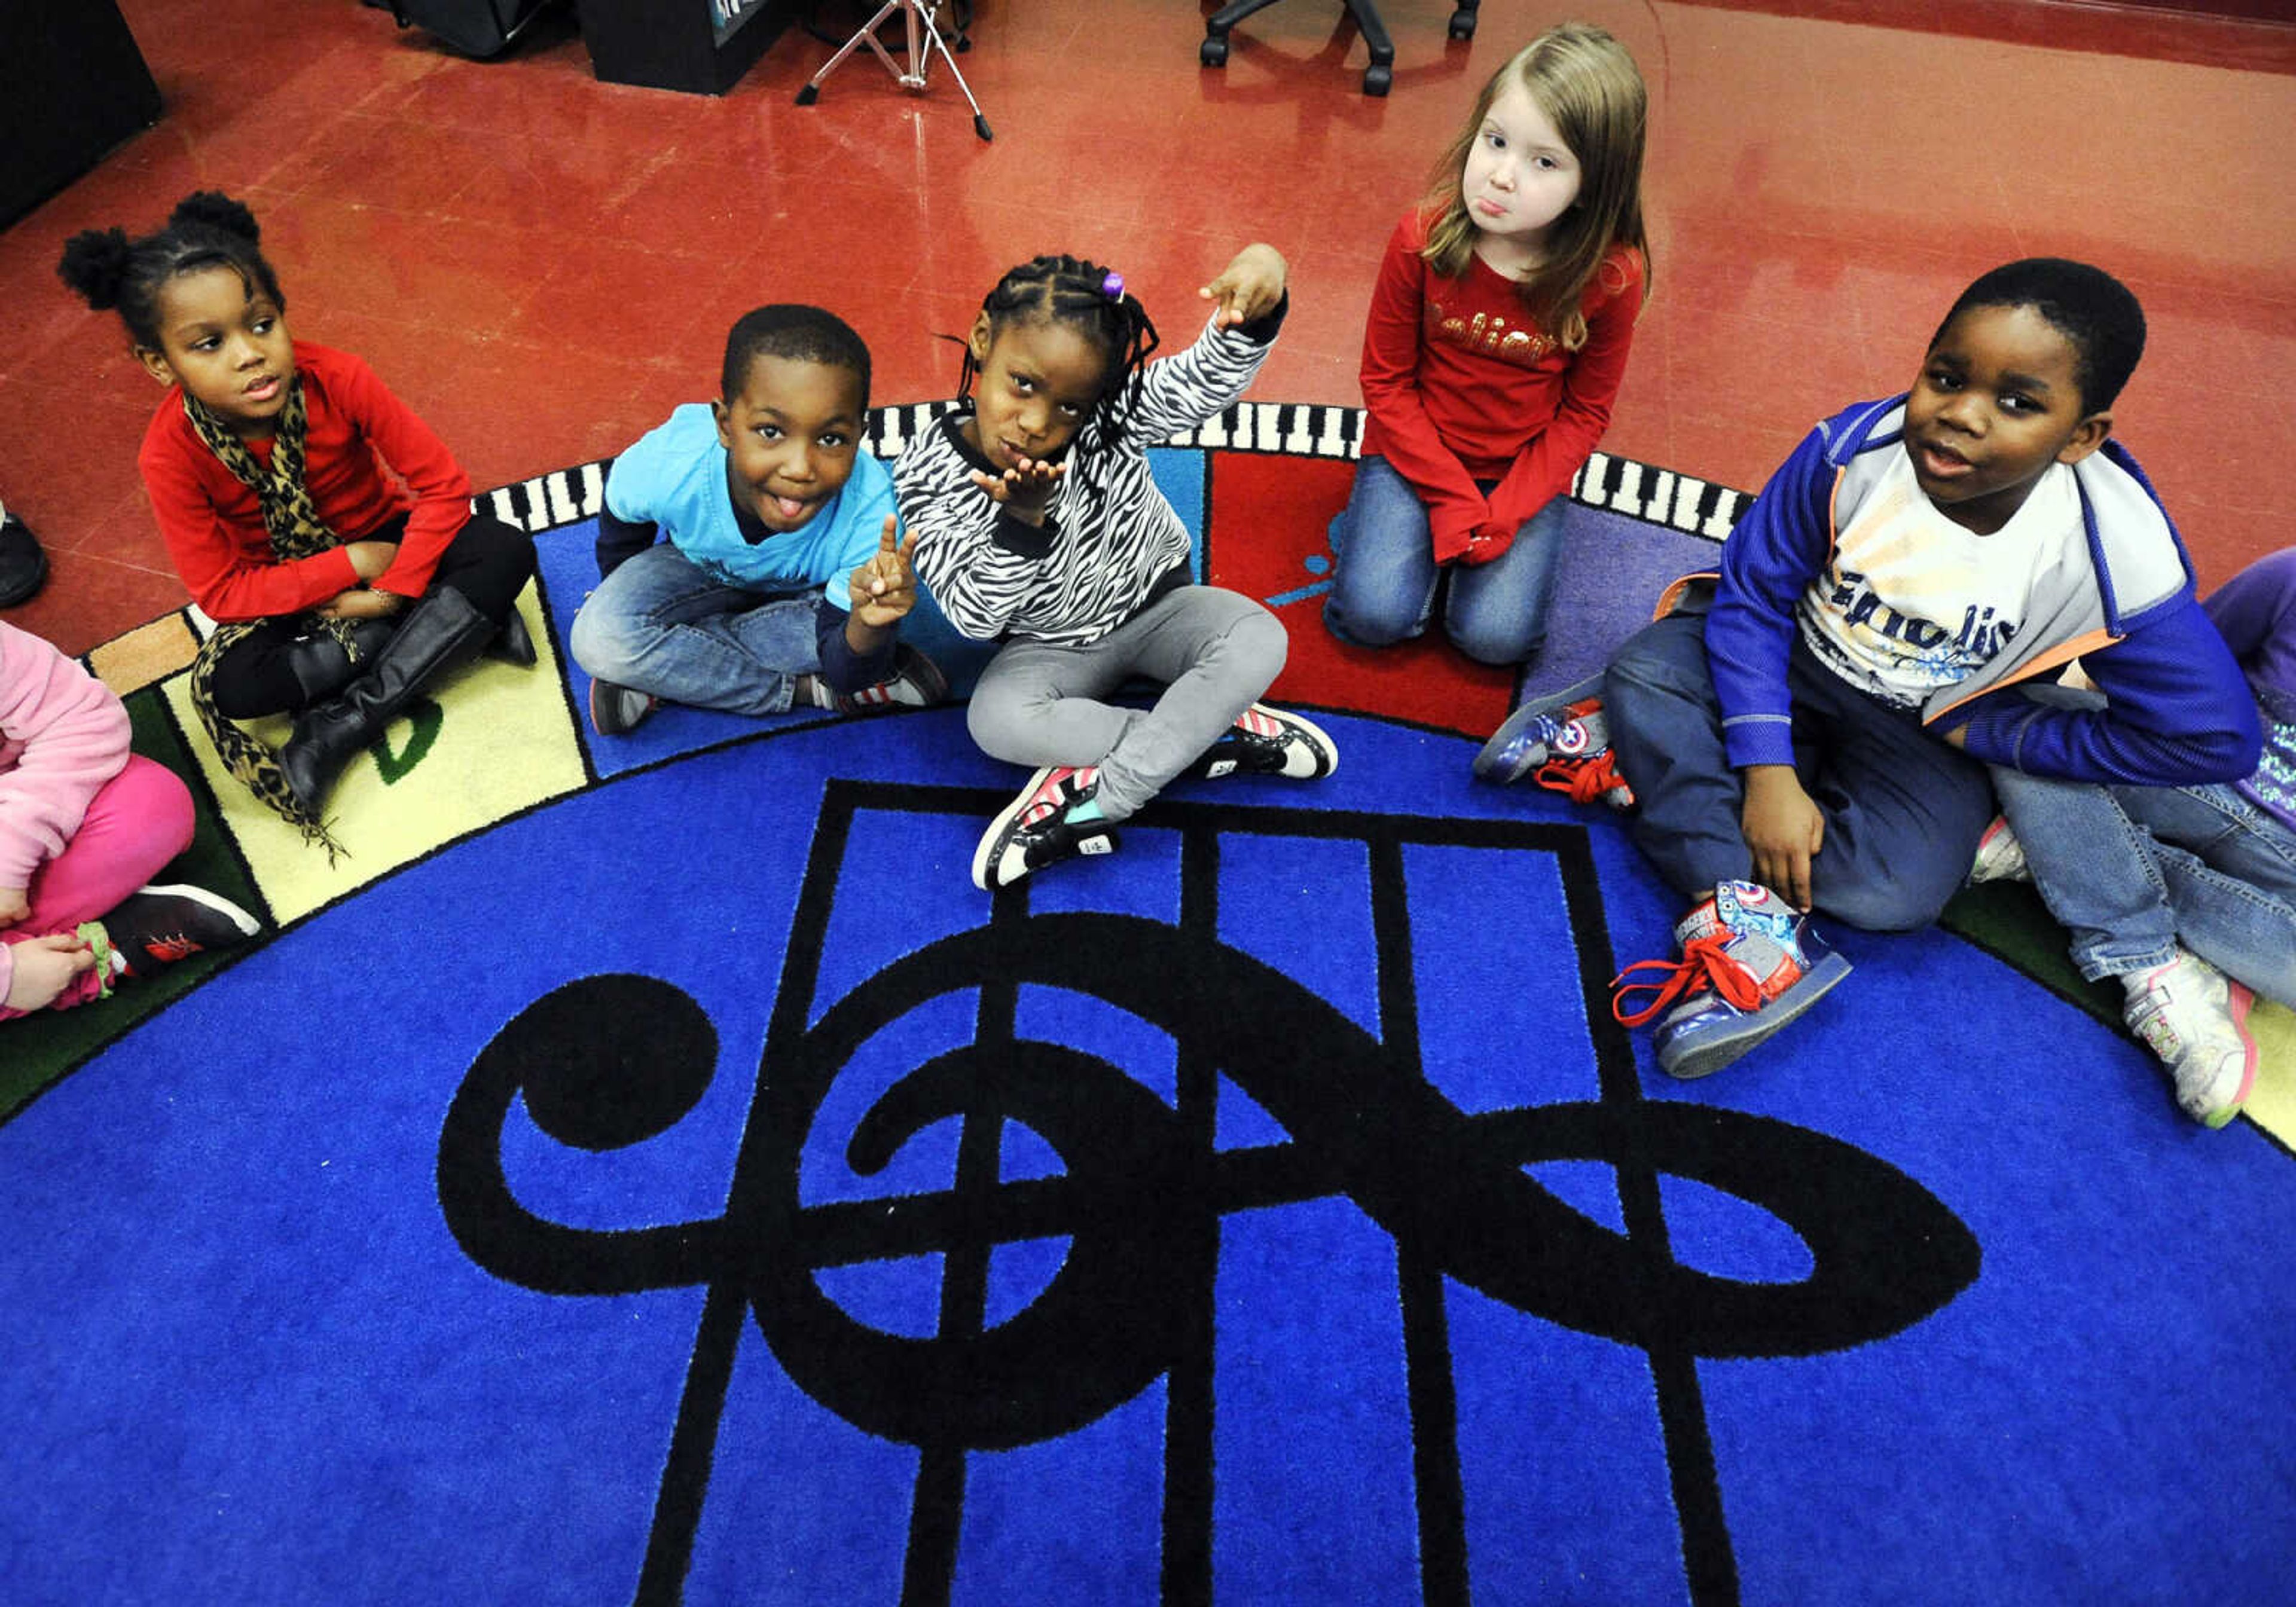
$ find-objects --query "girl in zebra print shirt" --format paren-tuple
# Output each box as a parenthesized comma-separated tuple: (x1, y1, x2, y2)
(897, 248, 1339, 891)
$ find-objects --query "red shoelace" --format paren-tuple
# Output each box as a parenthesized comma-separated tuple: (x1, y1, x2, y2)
(1536, 748, 1634, 806)
(1610, 931, 1761, 1028)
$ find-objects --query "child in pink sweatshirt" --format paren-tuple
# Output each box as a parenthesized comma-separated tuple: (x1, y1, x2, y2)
(1, 621, 259, 1020)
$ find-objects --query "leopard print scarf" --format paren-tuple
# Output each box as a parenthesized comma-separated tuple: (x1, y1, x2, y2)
(183, 379, 362, 851)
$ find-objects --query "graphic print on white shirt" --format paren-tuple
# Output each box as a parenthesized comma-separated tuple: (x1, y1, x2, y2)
(1798, 449, 2081, 709)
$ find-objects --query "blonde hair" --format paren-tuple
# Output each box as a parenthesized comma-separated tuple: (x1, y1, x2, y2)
(1422, 22, 1650, 350)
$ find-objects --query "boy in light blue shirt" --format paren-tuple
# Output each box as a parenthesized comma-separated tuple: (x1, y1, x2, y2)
(570, 304, 948, 734)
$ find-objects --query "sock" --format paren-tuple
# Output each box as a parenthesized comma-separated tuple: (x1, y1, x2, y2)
(1066, 795, 1106, 826)
(77, 920, 124, 997)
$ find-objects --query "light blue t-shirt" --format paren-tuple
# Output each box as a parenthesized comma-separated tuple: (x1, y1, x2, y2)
(604, 403, 893, 607)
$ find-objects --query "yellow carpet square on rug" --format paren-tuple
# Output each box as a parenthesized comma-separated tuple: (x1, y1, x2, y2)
(2242, 998, 2295, 1147)
(161, 593, 586, 924)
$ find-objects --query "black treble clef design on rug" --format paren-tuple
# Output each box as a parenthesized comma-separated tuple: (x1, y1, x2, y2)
(438, 784, 1980, 1607)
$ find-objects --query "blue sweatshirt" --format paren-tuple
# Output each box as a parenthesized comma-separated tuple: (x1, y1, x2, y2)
(1706, 395, 2261, 786)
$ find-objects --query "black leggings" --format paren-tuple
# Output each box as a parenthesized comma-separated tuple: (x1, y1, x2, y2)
(208, 512, 535, 719)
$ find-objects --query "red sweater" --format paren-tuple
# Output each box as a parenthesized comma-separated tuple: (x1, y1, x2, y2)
(138, 342, 472, 622)
(1358, 208, 1644, 563)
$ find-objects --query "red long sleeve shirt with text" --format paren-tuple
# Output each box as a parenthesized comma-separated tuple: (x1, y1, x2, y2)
(1357, 208, 1644, 563)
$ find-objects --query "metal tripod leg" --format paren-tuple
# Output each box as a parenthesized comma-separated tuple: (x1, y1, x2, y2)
(793, 0, 994, 142)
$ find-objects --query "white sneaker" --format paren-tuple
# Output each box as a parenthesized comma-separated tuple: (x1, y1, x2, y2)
(1968, 816, 2029, 884)
(2120, 949, 2257, 1128)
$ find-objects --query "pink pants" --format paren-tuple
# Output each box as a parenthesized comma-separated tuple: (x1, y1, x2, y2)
(1, 755, 194, 1021)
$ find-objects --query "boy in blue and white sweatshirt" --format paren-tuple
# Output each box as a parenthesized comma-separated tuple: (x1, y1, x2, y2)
(1583, 258, 2261, 1080)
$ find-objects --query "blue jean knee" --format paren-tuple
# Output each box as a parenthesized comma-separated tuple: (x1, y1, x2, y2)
(1443, 497, 1568, 665)
(1323, 455, 1439, 648)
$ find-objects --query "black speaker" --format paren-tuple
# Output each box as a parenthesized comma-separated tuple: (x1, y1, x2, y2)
(385, 0, 561, 59)
(0, 0, 161, 230)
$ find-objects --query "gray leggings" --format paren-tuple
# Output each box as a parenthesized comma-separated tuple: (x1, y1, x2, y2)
(966, 586, 1288, 820)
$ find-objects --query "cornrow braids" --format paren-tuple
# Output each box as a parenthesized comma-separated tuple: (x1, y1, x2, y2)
(958, 255, 1162, 450)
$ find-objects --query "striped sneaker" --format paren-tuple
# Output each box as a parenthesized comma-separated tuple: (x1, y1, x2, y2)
(837, 646, 949, 715)
(1611, 881, 1851, 1079)
(1476, 691, 1635, 808)
(972, 765, 1119, 890)
(1186, 703, 1339, 781)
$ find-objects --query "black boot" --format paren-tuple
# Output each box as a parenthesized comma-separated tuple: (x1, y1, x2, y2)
(0, 508, 47, 609)
(280, 588, 496, 812)
(486, 606, 536, 667)
(283, 618, 399, 705)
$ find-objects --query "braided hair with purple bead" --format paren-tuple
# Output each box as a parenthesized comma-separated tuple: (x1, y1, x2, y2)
(956, 255, 1161, 451)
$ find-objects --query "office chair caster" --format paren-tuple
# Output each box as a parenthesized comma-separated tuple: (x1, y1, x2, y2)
(1362, 62, 1390, 95)
(1448, 5, 1477, 41)
(1201, 35, 1228, 67)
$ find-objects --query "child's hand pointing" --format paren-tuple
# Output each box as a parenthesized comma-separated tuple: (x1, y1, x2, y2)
(1201, 243, 1289, 328)
(850, 515, 920, 628)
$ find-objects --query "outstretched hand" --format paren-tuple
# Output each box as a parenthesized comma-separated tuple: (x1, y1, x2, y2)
(1200, 242, 1289, 328)
(850, 515, 920, 628)
(967, 455, 1067, 522)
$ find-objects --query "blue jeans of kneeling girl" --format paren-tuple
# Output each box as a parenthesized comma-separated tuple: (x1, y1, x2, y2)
(1990, 766, 2296, 1007)
(1321, 454, 1568, 666)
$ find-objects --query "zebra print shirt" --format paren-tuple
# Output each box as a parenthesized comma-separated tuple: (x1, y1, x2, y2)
(897, 311, 1277, 647)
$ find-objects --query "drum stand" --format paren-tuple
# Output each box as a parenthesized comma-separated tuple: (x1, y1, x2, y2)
(795, 0, 993, 142)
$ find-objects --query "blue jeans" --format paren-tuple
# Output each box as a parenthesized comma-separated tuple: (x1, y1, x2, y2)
(1603, 612, 1996, 931)
(1321, 454, 1567, 665)
(1991, 766, 2296, 1005)
(568, 543, 821, 717)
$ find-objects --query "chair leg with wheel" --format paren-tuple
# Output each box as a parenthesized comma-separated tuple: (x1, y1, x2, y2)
(1198, 0, 1405, 98)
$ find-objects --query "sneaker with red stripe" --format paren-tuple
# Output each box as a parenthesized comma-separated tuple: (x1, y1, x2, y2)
(2121, 948, 2256, 1128)
(101, 884, 261, 980)
(1184, 703, 1338, 781)
(972, 765, 1120, 890)
(836, 645, 949, 716)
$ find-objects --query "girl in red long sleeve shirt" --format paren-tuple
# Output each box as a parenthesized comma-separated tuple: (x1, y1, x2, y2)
(60, 193, 535, 844)
(1324, 23, 1650, 669)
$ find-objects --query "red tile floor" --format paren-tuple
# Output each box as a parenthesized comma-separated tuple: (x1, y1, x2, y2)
(1, 0, 2291, 657)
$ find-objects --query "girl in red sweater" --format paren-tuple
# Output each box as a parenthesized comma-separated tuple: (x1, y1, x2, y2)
(59, 193, 535, 844)
(1324, 23, 1650, 668)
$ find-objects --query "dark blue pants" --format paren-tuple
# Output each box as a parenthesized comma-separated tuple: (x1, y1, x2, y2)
(1602, 612, 1995, 931)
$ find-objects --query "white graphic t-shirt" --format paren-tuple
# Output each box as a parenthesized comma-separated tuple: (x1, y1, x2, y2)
(1797, 448, 2081, 709)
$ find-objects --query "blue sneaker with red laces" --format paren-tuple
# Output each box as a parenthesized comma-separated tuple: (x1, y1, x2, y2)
(1610, 881, 1851, 1079)
(1475, 685, 1635, 808)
